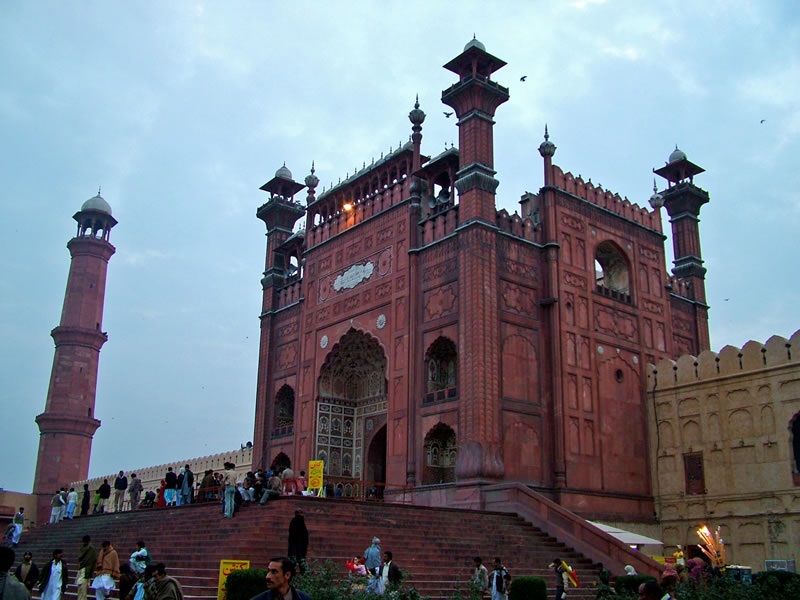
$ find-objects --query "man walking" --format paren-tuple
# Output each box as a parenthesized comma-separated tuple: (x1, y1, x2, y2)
(39, 549, 68, 600)
(378, 551, 402, 591)
(128, 474, 143, 510)
(97, 480, 111, 514)
(91, 541, 120, 600)
(14, 551, 40, 592)
(77, 536, 97, 600)
(471, 556, 489, 595)
(65, 488, 78, 519)
(10, 507, 24, 545)
(49, 491, 65, 524)
(113, 471, 128, 512)
(179, 465, 194, 506)
(287, 510, 309, 574)
(548, 558, 569, 600)
(164, 467, 178, 506)
(490, 557, 510, 600)
(363, 537, 381, 574)
(251, 557, 310, 600)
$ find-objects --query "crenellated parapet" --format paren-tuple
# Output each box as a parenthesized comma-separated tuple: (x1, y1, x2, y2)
(495, 208, 540, 243)
(307, 142, 416, 227)
(305, 176, 411, 249)
(649, 329, 799, 389)
(549, 164, 663, 233)
(71, 447, 255, 499)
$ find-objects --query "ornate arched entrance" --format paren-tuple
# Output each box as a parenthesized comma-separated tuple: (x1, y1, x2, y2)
(315, 328, 387, 493)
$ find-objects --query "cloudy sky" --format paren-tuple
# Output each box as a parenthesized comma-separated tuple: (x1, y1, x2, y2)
(1, 1, 798, 494)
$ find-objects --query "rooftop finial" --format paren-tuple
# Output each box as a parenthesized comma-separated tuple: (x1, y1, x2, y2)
(415, 94, 419, 110)
(97, 186, 102, 196)
(538, 124, 556, 158)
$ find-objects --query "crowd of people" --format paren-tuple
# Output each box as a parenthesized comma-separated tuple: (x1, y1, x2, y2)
(0, 537, 185, 600)
(33, 462, 311, 526)
(344, 536, 402, 595)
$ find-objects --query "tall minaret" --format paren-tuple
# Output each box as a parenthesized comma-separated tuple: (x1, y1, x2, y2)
(33, 191, 117, 522)
(654, 147, 711, 352)
(442, 38, 509, 482)
(252, 165, 306, 472)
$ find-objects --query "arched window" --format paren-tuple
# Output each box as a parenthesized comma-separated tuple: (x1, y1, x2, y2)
(424, 337, 458, 404)
(272, 385, 295, 437)
(423, 423, 457, 485)
(594, 241, 632, 303)
(270, 452, 291, 473)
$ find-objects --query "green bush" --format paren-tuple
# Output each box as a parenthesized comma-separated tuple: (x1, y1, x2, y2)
(508, 576, 547, 600)
(225, 568, 267, 600)
(295, 559, 424, 600)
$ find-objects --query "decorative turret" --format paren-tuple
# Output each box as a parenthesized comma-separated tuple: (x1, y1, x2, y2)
(655, 146, 710, 351)
(654, 147, 709, 288)
(257, 164, 306, 288)
(33, 190, 117, 522)
(441, 37, 509, 223)
(409, 95, 426, 173)
(305, 162, 320, 206)
(538, 125, 557, 186)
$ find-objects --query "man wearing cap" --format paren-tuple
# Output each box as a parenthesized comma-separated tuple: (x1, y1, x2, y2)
(363, 537, 382, 574)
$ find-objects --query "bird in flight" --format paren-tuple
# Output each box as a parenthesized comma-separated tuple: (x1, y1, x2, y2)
(520, 75, 527, 81)
(760, 119, 766, 124)
(444, 111, 454, 118)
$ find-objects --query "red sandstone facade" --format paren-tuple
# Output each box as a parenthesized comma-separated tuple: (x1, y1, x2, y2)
(33, 193, 116, 522)
(252, 41, 710, 520)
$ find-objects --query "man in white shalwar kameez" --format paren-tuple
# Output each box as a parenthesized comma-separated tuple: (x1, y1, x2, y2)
(40, 550, 67, 600)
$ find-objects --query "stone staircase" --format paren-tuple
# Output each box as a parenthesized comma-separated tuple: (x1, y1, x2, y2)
(15, 497, 603, 599)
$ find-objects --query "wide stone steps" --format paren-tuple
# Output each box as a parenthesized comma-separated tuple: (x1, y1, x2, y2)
(17, 498, 601, 599)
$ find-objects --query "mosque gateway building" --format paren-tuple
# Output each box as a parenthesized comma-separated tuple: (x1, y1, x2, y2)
(251, 39, 711, 519)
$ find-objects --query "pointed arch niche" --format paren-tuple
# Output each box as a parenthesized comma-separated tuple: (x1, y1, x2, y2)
(315, 328, 387, 480)
(424, 336, 458, 405)
(423, 423, 457, 485)
(272, 384, 295, 438)
(594, 240, 632, 303)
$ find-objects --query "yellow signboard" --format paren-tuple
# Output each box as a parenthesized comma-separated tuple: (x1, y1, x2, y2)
(217, 559, 251, 600)
(308, 460, 324, 495)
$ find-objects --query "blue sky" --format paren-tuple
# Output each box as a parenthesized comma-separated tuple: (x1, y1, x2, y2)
(1, 1, 798, 494)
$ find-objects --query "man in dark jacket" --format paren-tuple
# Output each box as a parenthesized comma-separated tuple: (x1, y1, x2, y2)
(287, 510, 309, 574)
(379, 551, 402, 589)
(113, 471, 128, 512)
(77, 536, 97, 600)
(14, 551, 40, 591)
(0, 547, 29, 600)
(251, 557, 310, 600)
(97, 480, 111, 514)
(179, 465, 194, 505)
(39, 549, 68, 600)
(164, 468, 178, 506)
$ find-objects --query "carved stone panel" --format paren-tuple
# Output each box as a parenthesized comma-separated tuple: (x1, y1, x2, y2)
(277, 343, 298, 371)
(424, 283, 457, 321)
(500, 281, 536, 316)
(594, 306, 638, 341)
